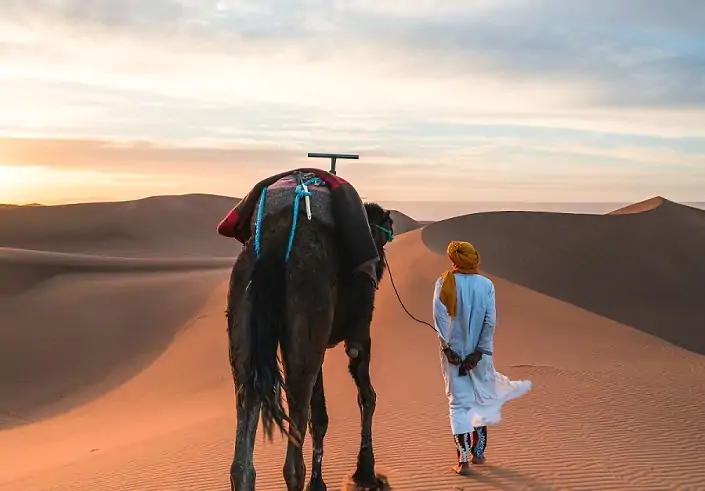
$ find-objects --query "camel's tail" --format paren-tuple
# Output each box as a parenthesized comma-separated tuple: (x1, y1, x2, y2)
(246, 249, 301, 446)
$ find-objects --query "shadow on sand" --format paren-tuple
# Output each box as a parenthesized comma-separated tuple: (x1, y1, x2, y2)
(339, 472, 393, 491)
(452, 464, 555, 491)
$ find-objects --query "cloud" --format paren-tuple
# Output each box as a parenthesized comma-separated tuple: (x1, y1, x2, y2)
(1, 1, 704, 204)
(321, 1, 705, 111)
(4, 1, 705, 111)
(5, 0, 185, 29)
(0, 137, 300, 173)
(6, 1, 705, 99)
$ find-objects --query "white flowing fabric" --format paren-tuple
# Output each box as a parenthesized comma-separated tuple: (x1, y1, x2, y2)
(433, 274, 532, 435)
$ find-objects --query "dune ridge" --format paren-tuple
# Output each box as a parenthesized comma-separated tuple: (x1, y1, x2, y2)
(0, 247, 233, 295)
(608, 196, 665, 214)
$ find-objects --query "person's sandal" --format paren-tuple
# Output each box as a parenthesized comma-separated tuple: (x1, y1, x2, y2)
(452, 462, 471, 475)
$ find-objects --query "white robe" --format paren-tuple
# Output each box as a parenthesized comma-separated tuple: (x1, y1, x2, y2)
(433, 273, 532, 435)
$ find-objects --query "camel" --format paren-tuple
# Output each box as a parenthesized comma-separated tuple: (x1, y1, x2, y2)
(224, 171, 394, 491)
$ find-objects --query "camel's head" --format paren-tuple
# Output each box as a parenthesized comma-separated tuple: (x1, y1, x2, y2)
(364, 202, 394, 251)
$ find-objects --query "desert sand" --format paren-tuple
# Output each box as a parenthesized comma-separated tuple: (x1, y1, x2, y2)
(1, 194, 704, 491)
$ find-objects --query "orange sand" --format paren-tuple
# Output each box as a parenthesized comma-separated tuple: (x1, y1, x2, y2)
(1, 194, 704, 490)
(608, 196, 665, 215)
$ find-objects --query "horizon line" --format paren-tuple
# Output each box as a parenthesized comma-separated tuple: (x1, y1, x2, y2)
(3, 193, 704, 208)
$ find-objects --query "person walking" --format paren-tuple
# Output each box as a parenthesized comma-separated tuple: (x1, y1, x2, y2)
(432, 240, 532, 475)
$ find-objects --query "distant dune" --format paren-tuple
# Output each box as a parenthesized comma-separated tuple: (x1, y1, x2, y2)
(381, 200, 705, 221)
(0, 194, 241, 257)
(389, 210, 422, 234)
(422, 196, 705, 354)
(608, 196, 665, 214)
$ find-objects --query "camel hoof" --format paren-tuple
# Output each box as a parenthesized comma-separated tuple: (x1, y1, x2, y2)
(344, 473, 391, 491)
(306, 478, 327, 491)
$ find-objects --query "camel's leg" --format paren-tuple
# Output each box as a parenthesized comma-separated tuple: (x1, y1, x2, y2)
(281, 350, 323, 491)
(349, 337, 380, 487)
(281, 304, 335, 491)
(226, 245, 260, 491)
(281, 309, 332, 490)
(306, 367, 329, 491)
(230, 392, 261, 491)
(341, 272, 385, 488)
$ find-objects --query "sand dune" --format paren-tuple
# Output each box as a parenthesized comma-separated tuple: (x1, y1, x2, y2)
(1, 196, 704, 490)
(0, 194, 241, 257)
(608, 196, 666, 215)
(422, 197, 705, 355)
(389, 210, 422, 234)
(0, 248, 233, 294)
(0, 260, 228, 429)
(0, 194, 238, 429)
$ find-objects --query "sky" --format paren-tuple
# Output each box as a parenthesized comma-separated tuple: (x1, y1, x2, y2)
(1, 0, 704, 206)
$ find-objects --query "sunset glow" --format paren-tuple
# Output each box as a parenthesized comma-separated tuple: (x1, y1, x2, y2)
(0, 163, 182, 205)
(0, 1, 703, 205)
(0, 165, 46, 204)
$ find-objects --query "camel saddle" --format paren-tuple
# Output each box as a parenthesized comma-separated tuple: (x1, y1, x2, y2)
(217, 168, 380, 276)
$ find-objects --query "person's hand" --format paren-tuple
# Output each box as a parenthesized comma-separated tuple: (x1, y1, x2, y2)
(442, 347, 462, 365)
(461, 350, 483, 372)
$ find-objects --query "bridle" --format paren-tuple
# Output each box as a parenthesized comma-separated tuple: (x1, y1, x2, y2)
(373, 223, 394, 245)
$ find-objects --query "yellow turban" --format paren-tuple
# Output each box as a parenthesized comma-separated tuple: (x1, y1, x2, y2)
(439, 241, 481, 318)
